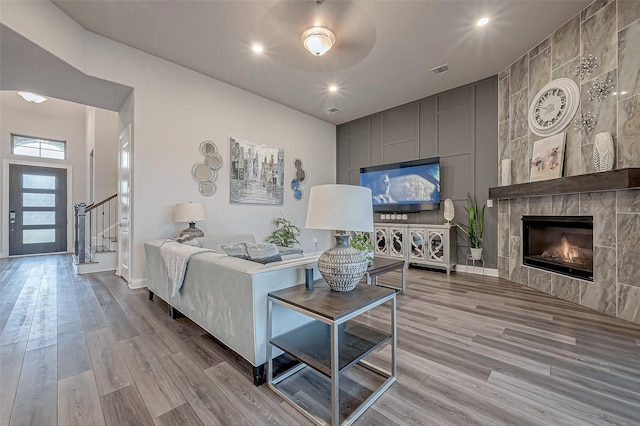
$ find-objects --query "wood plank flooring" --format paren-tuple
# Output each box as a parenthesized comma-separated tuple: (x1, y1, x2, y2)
(1, 254, 639, 425)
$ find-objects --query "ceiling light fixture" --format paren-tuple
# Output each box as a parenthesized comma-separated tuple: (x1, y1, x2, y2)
(252, 44, 264, 53)
(476, 17, 490, 27)
(302, 26, 335, 56)
(18, 91, 47, 103)
(329, 85, 338, 92)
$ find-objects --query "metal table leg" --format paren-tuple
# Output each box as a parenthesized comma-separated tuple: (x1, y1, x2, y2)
(331, 323, 339, 426)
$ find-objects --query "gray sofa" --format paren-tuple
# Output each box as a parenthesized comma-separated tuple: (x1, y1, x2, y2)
(144, 235, 319, 385)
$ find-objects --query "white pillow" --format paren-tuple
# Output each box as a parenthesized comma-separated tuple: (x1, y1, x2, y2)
(246, 243, 282, 264)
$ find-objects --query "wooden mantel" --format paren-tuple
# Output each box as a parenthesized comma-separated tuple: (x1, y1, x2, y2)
(489, 168, 640, 199)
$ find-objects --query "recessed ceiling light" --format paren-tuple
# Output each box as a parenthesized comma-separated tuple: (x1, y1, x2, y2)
(17, 91, 47, 103)
(621, 91, 628, 95)
(476, 17, 490, 27)
(329, 85, 338, 92)
(252, 44, 264, 53)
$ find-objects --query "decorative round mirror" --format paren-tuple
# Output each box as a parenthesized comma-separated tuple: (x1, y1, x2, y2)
(206, 152, 223, 170)
(192, 162, 215, 182)
(194, 139, 221, 196)
(199, 181, 216, 197)
(291, 158, 307, 200)
(199, 140, 217, 157)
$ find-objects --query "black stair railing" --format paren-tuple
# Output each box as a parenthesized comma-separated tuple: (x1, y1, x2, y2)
(74, 193, 118, 264)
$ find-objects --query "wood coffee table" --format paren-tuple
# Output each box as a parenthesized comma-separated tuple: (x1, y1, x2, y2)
(364, 258, 406, 294)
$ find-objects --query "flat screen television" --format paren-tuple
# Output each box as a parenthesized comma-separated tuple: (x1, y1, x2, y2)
(360, 157, 440, 212)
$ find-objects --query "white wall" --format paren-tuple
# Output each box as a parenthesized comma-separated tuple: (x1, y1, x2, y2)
(85, 106, 118, 203)
(0, 91, 87, 255)
(1, 1, 336, 281)
(93, 108, 118, 202)
(84, 106, 95, 201)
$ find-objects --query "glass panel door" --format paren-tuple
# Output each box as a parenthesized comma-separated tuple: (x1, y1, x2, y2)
(9, 164, 67, 255)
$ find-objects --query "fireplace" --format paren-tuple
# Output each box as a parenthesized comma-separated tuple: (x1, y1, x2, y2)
(522, 216, 593, 281)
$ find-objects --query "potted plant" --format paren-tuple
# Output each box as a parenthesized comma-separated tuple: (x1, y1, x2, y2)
(265, 213, 301, 248)
(458, 193, 485, 260)
(350, 232, 374, 265)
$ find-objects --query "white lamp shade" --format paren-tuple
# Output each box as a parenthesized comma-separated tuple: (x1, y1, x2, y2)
(305, 184, 373, 232)
(174, 202, 206, 223)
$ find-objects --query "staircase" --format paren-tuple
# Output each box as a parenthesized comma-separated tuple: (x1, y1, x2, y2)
(73, 193, 118, 274)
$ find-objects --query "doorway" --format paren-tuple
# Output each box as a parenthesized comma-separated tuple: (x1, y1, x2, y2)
(8, 164, 68, 255)
(117, 124, 131, 282)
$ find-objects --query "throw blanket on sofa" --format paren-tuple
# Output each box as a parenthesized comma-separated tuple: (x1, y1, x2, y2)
(159, 241, 212, 296)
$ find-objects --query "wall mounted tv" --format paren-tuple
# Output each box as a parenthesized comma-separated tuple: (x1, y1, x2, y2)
(360, 157, 440, 212)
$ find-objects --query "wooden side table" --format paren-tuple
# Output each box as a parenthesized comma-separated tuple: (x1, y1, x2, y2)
(267, 281, 396, 426)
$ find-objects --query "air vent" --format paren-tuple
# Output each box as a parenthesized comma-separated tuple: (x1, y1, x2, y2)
(431, 63, 450, 75)
(327, 107, 339, 113)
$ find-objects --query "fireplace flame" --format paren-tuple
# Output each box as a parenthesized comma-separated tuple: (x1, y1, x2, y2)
(559, 236, 579, 263)
(532, 227, 593, 274)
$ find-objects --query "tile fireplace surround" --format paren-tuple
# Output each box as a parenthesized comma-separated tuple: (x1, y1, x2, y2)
(497, 189, 640, 325)
(496, 0, 640, 325)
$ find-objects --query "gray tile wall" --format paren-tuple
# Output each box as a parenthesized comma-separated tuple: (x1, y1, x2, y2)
(497, 0, 640, 325)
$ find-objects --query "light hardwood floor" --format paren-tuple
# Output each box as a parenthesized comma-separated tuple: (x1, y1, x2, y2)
(1, 254, 639, 425)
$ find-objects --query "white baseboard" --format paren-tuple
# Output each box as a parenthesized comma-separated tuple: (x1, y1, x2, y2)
(128, 278, 147, 289)
(456, 265, 499, 277)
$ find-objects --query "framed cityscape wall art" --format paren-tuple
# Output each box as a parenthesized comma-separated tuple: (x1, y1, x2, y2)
(230, 137, 284, 205)
(529, 133, 566, 182)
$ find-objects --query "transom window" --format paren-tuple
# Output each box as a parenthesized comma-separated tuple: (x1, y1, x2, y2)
(12, 134, 66, 160)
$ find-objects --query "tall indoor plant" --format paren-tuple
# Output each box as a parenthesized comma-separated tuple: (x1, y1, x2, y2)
(458, 193, 485, 260)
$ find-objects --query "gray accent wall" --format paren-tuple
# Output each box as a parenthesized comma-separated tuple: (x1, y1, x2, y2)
(337, 77, 498, 268)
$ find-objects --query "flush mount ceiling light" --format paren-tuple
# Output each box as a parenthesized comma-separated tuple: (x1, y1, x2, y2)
(302, 26, 335, 56)
(476, 17, 490, 27)
(18, 91, 47, 103)
(251, 44, 264, 53)
(328, 85, 338, 92)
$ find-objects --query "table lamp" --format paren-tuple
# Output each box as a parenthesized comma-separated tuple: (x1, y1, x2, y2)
(305, 184, 374, 291)
(174, 202, 206, 238)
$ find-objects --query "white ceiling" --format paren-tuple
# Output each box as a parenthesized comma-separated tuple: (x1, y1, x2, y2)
(1, 90, 87, 123)
(51, 0, 590, 125)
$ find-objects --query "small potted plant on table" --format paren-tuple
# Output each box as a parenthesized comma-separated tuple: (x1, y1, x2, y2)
(266, 214, 301, 248)
(350, 232, 374, 265)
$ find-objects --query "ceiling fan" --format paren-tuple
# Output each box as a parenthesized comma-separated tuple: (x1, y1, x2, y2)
(260, 0, 376, 71)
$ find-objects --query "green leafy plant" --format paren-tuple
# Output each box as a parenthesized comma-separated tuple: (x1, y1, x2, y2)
(265, 214, 301, 248)
(350, 232, 374, 261)
(458, 193, 485, 249)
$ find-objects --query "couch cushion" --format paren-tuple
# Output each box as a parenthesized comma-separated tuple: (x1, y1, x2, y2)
(221, 242, 249, 260)
(246, 243, 282, 264)
(276, 246, 304, 256)
(197, 234, 256, 251)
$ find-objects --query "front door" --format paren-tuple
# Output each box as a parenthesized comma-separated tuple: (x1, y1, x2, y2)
(8, 164, 67, 255)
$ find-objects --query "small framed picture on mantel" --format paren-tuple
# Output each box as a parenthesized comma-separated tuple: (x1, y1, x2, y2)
(529, 133, 566, 182)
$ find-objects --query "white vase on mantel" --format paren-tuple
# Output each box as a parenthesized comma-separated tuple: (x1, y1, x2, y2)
(470, 247, 483, 260)
(501, 159, 512, 186)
